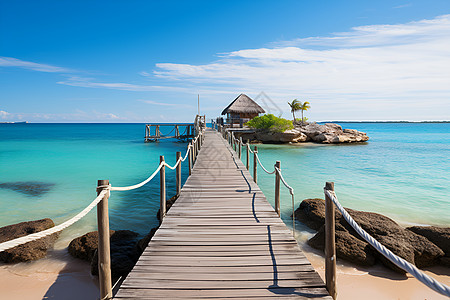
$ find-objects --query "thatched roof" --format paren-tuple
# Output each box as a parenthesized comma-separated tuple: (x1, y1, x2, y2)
(221, 94, 265, 115)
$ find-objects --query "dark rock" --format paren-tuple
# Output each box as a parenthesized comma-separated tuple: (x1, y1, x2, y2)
(407, 226, 450, 267)
(295, 198, 444, 272)
(308, 224, 377, 266)
(68, 230, 114, 261)
(91, 230, 140, 280)
(0, 218, 59, 263)
(69, 228, 159, 281)
(0, 181, 55, 196)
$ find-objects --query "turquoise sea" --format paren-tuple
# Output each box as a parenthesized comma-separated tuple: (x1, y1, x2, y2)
(0, 123, 449, 246)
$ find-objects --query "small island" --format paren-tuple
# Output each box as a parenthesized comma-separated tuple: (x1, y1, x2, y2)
(216, 94, 369, 144)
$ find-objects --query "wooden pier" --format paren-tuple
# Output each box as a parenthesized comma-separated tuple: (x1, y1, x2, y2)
(115, 129, 331, 299)
(145, 123, 195, 142)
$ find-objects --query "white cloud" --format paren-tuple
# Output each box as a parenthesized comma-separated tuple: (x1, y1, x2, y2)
(0, 57, 71, 73)
(139, 100, 177, 106)
(0, 110, 10, 119)
(151, 15, 450, 120)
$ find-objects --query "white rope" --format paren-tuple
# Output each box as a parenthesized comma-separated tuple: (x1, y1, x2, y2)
(110, 163, 163, 191)
(255, 152, 276, 174)
(247, 143, 254, 154)
(324, 189, 450, 297)
(162, 146, 191, 170)
(275, 167, 294, 196)
(0, 189, 108, 252)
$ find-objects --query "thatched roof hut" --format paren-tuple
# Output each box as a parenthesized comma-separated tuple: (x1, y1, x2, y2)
(221, 94, 265, 115)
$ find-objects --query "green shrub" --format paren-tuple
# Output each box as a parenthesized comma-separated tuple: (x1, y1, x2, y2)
(245, 114, 294, 133)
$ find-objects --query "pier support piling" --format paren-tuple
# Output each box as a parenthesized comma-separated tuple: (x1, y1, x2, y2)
(160, 156, 166, 223)
(325, 182, 337, 300)
(253, 146, 258, 183)
(275, 161, 281, 217)
(176, 151, 181, 196)
(96, 179, 112, 300)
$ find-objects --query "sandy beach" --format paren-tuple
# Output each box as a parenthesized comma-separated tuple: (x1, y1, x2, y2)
(1, 243, 448, 300)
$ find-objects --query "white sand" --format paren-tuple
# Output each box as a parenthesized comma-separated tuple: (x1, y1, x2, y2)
(0, 243, 448, 299)
(303, 245, 450, 300)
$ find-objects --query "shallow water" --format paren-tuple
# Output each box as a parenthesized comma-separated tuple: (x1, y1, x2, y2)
(0, 122, 448, 242)
(253, 123, 450, 227)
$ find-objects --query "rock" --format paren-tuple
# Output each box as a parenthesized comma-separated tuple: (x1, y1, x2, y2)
(254, 129, 308, 143)
(0, 181, 55, 196)
(407, 226, 450, 267)
(69, 228, 158, 281)
(68, 230, 111, 261)
(90, 230, 140, 279)
(295, 199, 444, 272)
(0, 218, 59, 263)
(309, 224, 377, 266)
(297, 123, 369, 144)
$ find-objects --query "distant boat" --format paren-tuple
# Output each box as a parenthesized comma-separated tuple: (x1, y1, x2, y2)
(0, 121, 27, 124)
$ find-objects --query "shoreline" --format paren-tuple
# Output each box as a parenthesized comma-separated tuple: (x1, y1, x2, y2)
(1, 234, 448, 299)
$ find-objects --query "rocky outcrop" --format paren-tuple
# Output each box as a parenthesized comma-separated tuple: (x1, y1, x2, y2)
(0, 218, 59, 263)
(295, 199, 444, 272)
(234, 123, 368, 144)
(407, 226, 450, 267)
(68, 228, 158, 280)
(255, 129, 308, 143)
(297, 123, 369, 143)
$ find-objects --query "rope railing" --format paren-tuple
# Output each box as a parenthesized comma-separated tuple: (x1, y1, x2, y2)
(218, 127, 449, 299)
(0, 189, 108, 252)
(220, 128, 297, 235)
(324, 188, 450, 298)
(0, 126, 205, 300)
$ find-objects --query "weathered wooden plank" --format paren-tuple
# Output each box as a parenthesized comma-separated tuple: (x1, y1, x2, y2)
(115, 287, 330, 299)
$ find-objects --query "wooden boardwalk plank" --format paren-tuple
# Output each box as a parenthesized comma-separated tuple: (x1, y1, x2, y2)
(114, 129, 331, 299)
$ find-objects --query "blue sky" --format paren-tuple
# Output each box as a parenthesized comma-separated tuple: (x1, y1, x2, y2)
(1, 0, 449, 122)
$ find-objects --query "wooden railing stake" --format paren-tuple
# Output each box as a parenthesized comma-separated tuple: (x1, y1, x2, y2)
(253, 146, 258, 183)
(188, 143, 192, 175)
(176, 151, 181, 196)
(274, 161, 281, 217)
(97, 179, 112, 300)
(325, 182, 337, 300)
(246, 140, 250, 170)
(160, 156, 166, 223)
(238, 137, 242, 159)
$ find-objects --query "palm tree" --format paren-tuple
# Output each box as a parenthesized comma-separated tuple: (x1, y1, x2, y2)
(300, 101, 311, 125)
(287, 99, 301, 122)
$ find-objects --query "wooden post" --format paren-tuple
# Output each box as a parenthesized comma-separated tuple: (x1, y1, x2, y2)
(238, 137, 242, 159)
(274, 161, 281, 217)
(96, 180, 112, 300)
(246, 140, 250, 170)
(188, 143, 192, 175)
(325, 182, 337, 300)
(160, 156, 166, 222)
(145, 125, 148, 142)
(176, 151, 181, 196)
(253, 146, 258, 183)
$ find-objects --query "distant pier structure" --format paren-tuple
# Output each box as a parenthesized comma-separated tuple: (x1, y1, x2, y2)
(145, 115, 205, 142)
